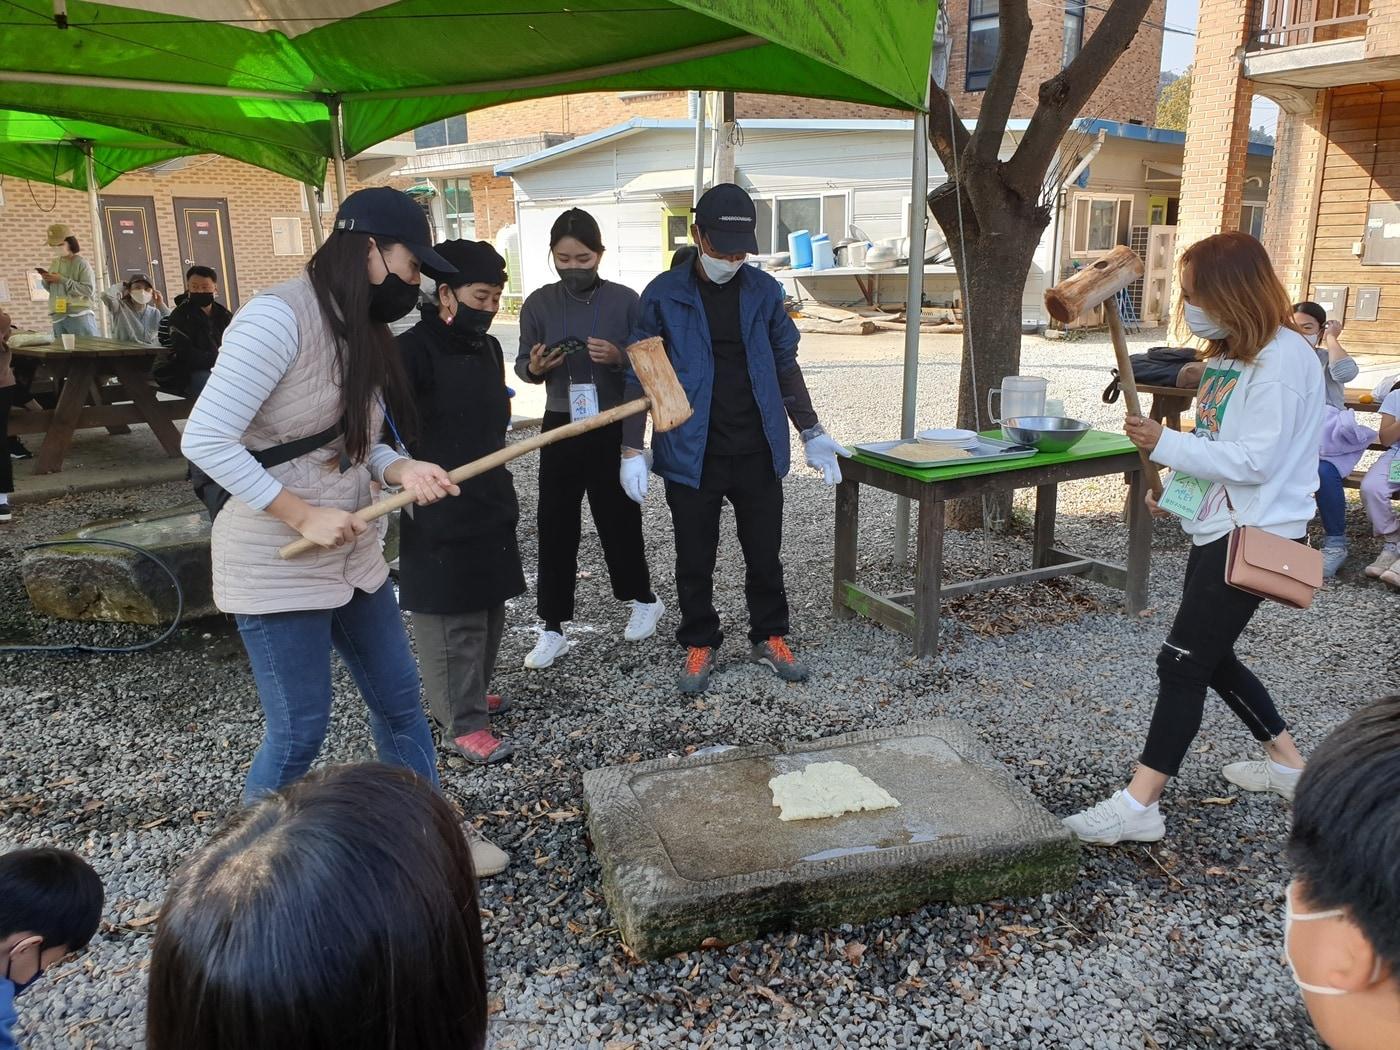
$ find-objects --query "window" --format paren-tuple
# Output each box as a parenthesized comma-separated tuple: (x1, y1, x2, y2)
(1070, 194, 1133, 255)
(439, 177, 474, 240)
(966, 0, 1000, 92)
(777, 197, 822, 247)
(413, 114, 468, 150)
(1239, 201, 1266, 241)
(1362, 201, 1400, 265)
(1062, 1, 1085, 67)
(269, 217, 305, 257)
(754, 199, 774, 255)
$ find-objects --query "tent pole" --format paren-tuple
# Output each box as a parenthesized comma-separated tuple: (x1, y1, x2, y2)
(304, 183, 325, 249)
(893, 109, 930, 566)
(83, 145, 111, 338)
(692, 90, 707, 206)
(0, 69, 311, 101)
(328, 98, 348, 207)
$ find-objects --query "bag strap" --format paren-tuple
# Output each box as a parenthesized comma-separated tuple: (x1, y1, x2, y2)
(251, 421, 342, 469)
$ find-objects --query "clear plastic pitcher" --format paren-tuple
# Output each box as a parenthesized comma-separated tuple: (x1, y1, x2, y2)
(987, 375, 1048, 424)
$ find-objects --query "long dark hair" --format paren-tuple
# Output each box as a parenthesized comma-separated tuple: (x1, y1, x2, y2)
(147, 764, 487, 1050)
(306, 231, 415, 462)
(549, 207, 604, 252)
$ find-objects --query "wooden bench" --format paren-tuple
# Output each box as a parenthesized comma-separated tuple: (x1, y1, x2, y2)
(1138, 382, 1393, 496)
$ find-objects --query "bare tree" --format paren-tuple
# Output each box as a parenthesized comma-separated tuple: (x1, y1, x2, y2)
(927, 0, 1154, 528)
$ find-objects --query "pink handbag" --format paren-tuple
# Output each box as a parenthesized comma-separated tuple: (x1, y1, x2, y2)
(1224, 525, 1322, 609)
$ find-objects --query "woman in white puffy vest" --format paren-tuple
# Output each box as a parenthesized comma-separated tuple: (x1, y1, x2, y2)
(182, 188, 461, 804)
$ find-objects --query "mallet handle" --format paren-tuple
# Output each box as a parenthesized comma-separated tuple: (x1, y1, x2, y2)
(1103, 299, 1164, 498)
(277, 397, 652, 559)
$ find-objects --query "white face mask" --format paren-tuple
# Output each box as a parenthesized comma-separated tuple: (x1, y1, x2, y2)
(699, 251, 744, 285)
(1184, 302, 1230, 340)
(1283, 880, 1382, 997)
(1304, 332, 1320, 348)
(130, 289, 152, 305)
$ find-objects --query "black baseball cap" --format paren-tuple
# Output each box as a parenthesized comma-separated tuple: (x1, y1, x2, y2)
(333, 187, 457, 279)
(694, 182, 758, 255)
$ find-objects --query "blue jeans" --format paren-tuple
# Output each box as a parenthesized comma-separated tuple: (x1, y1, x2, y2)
(51, 313, 99, 338)
(235, 582, 439, 804)
(1316, 461, 1347, 540)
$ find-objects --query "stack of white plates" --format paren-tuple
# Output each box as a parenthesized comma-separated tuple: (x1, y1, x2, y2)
(915, 428, 980, 451)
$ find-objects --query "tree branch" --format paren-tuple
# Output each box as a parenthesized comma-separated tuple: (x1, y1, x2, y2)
(926, 75, 971, 177)
(1004, 0, 1156, 196)
(968, 0, 1033, 164)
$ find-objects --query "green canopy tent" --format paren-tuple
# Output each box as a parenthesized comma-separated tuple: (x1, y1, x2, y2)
(0, 108, 206, 334)
(0, 0, 940, 550)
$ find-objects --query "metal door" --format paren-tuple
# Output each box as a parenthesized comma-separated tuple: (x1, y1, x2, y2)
(99, 195, 168, 300)
(173, 197, 239, 309)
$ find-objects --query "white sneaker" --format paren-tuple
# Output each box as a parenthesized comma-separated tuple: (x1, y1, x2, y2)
(523, 629, 569, 669)
(1062, 790, 1166, 845)
(623, 598, 665, 642)
(1364, 545, 1399, 578)
(1222, 759, 1302, 801)
(466, 825, 509, 878)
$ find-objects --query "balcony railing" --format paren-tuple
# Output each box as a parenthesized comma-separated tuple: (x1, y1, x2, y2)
(1250, 0, 1370, 50)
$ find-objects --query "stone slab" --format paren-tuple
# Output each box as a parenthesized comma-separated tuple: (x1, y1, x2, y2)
(583, 720, 1078, 960)
(22, 503, 216, 624)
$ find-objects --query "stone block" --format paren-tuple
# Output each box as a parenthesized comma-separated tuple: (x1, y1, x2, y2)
(22, 503, 215, 624)
(583, 720, 1078, 960)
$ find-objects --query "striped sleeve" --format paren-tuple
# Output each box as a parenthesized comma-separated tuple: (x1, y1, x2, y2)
(180, 296, 300, 511)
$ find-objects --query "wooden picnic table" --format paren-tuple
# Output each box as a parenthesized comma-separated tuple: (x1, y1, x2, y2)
(9, 335, 195, 474)
(834, 430, 1151, 660)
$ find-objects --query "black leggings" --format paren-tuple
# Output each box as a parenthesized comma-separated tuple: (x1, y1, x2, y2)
(0, 385, 14, 495)
(1139, 534, 1289, 777)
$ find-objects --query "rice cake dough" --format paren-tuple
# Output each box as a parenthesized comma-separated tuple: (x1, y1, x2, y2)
(768, 761, 901, 822)
(885, 443, 972, 463)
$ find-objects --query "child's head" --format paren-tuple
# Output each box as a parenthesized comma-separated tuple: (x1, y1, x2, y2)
(1287, 695, 1400, 1049)
(0, 848, 104, 992)
(148, 763, 487, 1050)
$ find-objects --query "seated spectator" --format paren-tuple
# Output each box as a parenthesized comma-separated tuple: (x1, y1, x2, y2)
(156, 266, 231, 398)
(1294, 302, 1361, 577)
(1, 848, 105, 1050)
(100, 274, 168, 346)
(1360, 385, 1400, 587)
(1286, 695, 1400, 1049)
(147, 764, 487, 1050)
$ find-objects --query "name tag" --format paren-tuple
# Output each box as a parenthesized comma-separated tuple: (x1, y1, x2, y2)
(1158, 471, 1216, 521)
(1389, 457, 1400, 484)
(569, 382, 599, 422)
(53, 296, 67, 314)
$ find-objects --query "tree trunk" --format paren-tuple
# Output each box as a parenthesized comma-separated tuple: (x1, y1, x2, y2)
(928, 175, 1050, 531)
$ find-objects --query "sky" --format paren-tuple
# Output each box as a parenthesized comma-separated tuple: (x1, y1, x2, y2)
(1161, 0, 1279, 132)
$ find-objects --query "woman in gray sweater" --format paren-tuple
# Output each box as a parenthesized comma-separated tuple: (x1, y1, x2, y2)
(514, 209, 663, 669)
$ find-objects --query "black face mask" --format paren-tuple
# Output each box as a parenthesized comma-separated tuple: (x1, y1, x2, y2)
(188, 292, 216, 308)
(453, 305, 496, 334)
(369, 266, 421, 324)
(559, 266, 599, 295)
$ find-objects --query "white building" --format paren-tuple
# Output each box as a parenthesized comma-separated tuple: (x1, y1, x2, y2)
(496, 117, 1273, 327)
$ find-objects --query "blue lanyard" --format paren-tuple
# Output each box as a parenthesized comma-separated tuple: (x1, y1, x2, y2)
(380, 398, 407, 455)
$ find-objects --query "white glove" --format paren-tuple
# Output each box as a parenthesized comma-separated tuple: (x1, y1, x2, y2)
(620, 450, 650, 504)
(802, 426, 853, 486)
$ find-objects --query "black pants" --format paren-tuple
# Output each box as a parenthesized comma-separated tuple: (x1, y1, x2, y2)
(0, 385, 14, 495)
(664, 452, 788, 650)
(536, 410, 653, 625)
(1140, 534, 1290, 777)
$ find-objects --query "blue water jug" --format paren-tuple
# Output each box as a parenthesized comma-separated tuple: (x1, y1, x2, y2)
(788, 230, 813, 269)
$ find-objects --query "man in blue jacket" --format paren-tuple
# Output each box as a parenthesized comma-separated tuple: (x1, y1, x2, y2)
(620, 183, 850, 693)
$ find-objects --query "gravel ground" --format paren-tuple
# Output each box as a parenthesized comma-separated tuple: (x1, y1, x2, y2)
(2, 327, 1393, 1049)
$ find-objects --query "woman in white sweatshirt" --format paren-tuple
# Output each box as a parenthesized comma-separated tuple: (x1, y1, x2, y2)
(1064, 232, 1325, 846)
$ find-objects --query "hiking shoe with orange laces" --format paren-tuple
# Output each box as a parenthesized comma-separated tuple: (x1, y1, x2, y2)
(749, 637, 809, 683)
(679, 646, 717, 694)
(453, 729, 514, 766)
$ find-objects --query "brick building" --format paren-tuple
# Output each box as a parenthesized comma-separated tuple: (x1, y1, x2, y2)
(401, 0, 1165, 244)
(1180, 0, 1400, 357)
(0, 145, 411, 333)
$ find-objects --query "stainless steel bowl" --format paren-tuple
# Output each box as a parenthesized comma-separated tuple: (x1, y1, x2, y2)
(1001, 416, 1091, 453)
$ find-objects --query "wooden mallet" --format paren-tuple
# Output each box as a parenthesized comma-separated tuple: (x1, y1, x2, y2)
(278, 336, 690, 559)
(1043, 245, 1163, 497)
